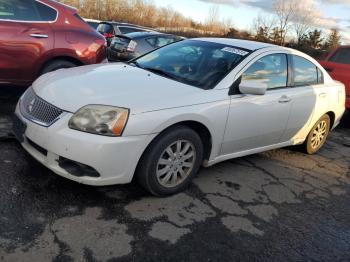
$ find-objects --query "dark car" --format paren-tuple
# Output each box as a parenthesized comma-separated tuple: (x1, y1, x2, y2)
(0, 0, 106, 87)
(84, 18, 101, 30)
(97, 21, 154, 46)
(107, 32, 184, 62)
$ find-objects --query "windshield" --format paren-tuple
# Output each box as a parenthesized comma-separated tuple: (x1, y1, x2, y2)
(132, 40, 250, 89)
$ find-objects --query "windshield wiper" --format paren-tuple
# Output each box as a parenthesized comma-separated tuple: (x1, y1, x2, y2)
(142, 67, 180, 81)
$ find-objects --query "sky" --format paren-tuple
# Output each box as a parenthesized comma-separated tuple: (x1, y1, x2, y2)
(153, 0, 350, 44)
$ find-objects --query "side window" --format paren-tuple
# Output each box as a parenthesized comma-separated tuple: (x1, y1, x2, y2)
(156, 37, 174, 48)
(0, 0, 40, 21)
(0, 0, 15, 20)
(329, 48, 350, 65)
(293, 56, 318, 86)
(34, 1, 57, 21)
(242, 54, 288, 89)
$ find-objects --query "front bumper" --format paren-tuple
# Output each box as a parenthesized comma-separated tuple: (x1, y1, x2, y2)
(15, 105, 156, 186)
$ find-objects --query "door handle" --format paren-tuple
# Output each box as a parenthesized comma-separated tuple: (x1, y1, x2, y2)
(319, 93, 327, 98)
(29, 33, 49, 38)
(279, 95, 292, 103)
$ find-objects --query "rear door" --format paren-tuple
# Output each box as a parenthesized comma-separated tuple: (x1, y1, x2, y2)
(279, 55, 322, 142)
(0, 0, 55, 85)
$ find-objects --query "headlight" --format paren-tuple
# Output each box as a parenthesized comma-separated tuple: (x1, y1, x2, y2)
(68, 105, 129, 137)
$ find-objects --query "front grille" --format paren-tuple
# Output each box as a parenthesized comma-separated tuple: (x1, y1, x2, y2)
(20, 88, 63, 127)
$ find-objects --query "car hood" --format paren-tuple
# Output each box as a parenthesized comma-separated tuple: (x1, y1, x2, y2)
(32, 63, 214, 115)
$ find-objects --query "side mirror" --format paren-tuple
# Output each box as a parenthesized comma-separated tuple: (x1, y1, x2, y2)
(239, 80, 268, 95)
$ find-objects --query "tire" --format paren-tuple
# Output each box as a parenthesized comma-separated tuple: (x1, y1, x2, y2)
(136, 126, 204, 196)
(40, 60, 78, 75)
(303, 114, 331, 154)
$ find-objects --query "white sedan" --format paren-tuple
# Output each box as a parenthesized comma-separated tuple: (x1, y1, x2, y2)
(14, 38, 346, 195)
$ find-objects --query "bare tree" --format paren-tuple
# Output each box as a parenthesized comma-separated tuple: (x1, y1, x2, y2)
(60, 0, 231, 37)
(293, 1, 317, 46)
(205, 5, 220, 33)
(273, 0, 297, 46)
(221, 17, 233, 35)
(251, 14, 276, 40)
(324, 28, 341, 51)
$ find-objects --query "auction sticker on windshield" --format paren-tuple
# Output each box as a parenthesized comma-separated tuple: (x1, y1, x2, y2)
(221, 47, 249, 56)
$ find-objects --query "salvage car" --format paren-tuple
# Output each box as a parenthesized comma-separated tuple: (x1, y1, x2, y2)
(13, 39, 346, 195)
(319, 46, 350, 109)
(108, 32, 184, 62)
(84, 18, 101, 30)
(0, 0, 106, 87)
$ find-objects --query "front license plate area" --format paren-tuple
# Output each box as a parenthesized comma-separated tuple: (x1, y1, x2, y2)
(13, 115, 27, 143)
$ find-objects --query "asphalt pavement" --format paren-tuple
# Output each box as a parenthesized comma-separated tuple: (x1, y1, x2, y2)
(0, 90, 349, 262)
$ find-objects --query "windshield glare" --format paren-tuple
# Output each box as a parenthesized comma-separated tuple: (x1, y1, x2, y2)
(133, 40, 250, 89)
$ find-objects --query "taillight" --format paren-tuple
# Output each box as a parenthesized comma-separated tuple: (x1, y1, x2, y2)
(103, 33, 114, 38)
(127, 40, 137, 52)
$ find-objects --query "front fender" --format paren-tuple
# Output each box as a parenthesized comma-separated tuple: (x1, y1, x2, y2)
(124, 100, 230, 160)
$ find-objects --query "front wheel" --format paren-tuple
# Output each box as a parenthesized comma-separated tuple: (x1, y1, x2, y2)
(303, 114, 330, 154)
(136, 126, 204, 196)
(40, 60, 78, 76)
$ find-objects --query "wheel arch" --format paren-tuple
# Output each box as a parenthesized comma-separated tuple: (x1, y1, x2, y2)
(39, 56, 84, 76)
(139, 120, 214, 166)
(326, 111, 335, 129)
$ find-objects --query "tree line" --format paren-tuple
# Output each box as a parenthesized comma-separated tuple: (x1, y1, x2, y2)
(60, 0, 342, 58)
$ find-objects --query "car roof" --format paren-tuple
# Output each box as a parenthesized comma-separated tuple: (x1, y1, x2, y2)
(195, 38, 278, 51)
(121, 32, 175, 39)
(84, 18, 101, 23)
(100, 21, 151, 30)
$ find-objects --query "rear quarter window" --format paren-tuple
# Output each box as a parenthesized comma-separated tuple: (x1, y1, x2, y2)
(317, 68, 324, 84)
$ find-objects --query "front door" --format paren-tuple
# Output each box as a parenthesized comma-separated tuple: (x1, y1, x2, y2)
(221, 53, 292, 155)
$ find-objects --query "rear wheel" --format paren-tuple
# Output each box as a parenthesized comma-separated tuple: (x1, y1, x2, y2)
(303, 114, 330, 154)
(136, 126, 203, 196)
(40, 60, 78, 75)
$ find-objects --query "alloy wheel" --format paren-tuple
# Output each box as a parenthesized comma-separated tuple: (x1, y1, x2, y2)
(310, 120, 328, 149)
(156, 140, 196, 188)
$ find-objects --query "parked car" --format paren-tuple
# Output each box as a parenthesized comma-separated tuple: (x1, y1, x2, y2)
(13, 39, 345, 195)
(97, 21, 154, 46)
(319, 46, 350, 109)
(83, 18, 101, 30)
(108, 32, 184, 62)
(0, 0, 107, 87)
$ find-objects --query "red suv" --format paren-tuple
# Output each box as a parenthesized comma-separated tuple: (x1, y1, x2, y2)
(0, 0, 106, 87)
(319, 46, 350, 109)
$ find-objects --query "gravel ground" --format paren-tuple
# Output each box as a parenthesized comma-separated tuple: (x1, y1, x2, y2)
(0, 91, 349, 262)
